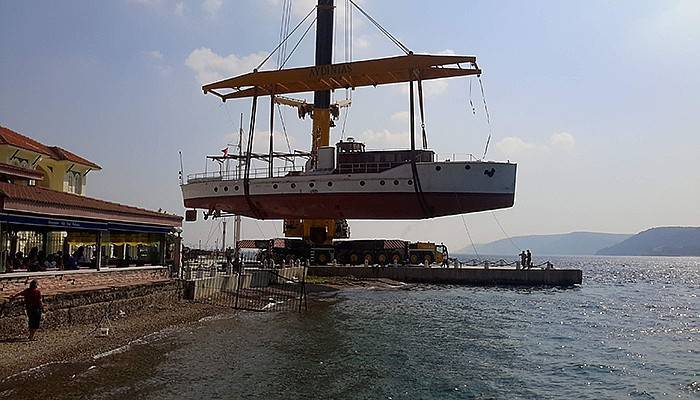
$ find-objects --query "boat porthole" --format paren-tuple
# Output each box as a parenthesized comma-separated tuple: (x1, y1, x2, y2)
(465, 164, 471, 170)
(213, 187, 218, 192)
(359, 180, 365, 186)
(380, 180, 385, 185)
(327, 182, 333, 187)
(291, 183, 296, 188)
(272, 184, 278, 189)
(435, 165, 442, 171)
(234, 185, 239, 191)
(408, 180, 413, 185)
(223, 186, 228, 192)
(309, 182, 315, 188)
(393, 180, 399, 185)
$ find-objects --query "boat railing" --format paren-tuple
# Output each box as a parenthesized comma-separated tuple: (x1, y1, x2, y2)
(434, 153, 480, 162)
(187, 165, 304, 183)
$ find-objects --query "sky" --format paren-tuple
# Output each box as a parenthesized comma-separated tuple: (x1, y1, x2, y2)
(1, 0, 699, 251)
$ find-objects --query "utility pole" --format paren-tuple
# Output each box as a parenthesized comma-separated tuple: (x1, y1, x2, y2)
(221, 219, 227, 251)
(233, 113, 243, 258)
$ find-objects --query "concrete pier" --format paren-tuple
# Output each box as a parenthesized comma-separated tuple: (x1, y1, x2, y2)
(308, 266, 582, 286)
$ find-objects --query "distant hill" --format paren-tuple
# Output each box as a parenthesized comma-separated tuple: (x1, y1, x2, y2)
(596, 227, 700, 256)
(459, 232, 631, 256)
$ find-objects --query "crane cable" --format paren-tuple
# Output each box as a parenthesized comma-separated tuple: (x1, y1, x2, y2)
(460, 215, 480, 260)
(280, 16, 317, 68)
(348, 0, 410, 55)
(478, 77, 493, 160)
(276, 0, 292, 68)
(491, 212, 522, 252)
(256, 5, 316, 71)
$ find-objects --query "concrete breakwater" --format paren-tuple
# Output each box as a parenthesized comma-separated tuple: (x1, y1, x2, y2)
(308, 266, 583, 286)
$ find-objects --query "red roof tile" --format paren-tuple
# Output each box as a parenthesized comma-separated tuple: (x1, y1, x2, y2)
(0, 125, 101, 169)
(0, 163, 44, 181)
(0, 182, 181, 227)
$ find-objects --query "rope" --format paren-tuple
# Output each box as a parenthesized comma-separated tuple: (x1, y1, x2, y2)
(348, 0, 410, 55)
(460, 215, 480, 259)
(276, 105, 293, 154)
(478, 77, 493, 159)
(490, 212, 522, 252)
(340, 104, 350, 140)
(256, 5, 317, 71)
(417, 80, 428, 149)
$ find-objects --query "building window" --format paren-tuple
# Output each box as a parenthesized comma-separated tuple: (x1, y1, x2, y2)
(66, 171, 83, 194)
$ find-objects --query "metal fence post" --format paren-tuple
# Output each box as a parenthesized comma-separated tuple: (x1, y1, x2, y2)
(234, 256, 243, 309)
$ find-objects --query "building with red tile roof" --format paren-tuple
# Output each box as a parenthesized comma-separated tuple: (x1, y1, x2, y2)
(0, 124, 181, 274)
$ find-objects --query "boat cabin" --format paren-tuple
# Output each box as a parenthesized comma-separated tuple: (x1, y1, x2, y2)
(335, 138, 434, 174)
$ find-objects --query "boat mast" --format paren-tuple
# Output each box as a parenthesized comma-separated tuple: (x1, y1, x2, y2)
(311, 0, 334, 155)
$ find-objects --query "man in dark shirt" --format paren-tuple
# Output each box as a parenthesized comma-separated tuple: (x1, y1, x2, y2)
(10, 280, 43, 341)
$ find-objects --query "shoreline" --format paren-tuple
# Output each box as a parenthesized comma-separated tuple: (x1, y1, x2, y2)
(0, 301, 232, 381)
(0, 278, 400, 381)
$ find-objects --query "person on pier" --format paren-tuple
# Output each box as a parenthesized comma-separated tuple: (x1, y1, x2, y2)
(525, 250, 532, 269)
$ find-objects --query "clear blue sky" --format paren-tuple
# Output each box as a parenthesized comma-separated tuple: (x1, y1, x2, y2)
(1, 0, 698, 250)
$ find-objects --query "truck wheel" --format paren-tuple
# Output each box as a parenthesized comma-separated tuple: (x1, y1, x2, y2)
(377, 253, 387, 265)
(409, 254, 419, 264)
(349, 253, 360, 265)
(391, 253, 402, 265)
(364, 254, 373, 264)
(423, 254, 434, 265)
(317, 252, 329, 264)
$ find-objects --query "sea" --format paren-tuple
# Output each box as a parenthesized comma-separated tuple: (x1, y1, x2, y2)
(2, 256, 698, 399)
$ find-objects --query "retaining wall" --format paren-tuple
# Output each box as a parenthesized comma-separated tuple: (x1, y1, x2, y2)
(0, 267, 171, 299)
(0, 280, 178, 337)
(308, 266, 582, 286)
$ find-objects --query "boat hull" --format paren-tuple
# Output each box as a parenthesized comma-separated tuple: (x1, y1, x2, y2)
(184, 191, 514, 219)
(182, 161, 517, 220)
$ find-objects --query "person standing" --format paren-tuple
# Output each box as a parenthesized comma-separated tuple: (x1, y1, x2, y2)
(519, 251, 527, 269)
(9, 280, 43, 341)
(525, 250, 532, 269)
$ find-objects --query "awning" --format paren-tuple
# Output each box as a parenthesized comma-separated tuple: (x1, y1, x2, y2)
(0, 213, 175, 233)
(203, 54, 480, 101)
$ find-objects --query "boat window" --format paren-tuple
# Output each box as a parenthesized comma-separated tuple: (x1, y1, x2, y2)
(435, 166, 442, 171)
(213, 187, 218, 192)
(224, 186, 229, 192)
(465, 164, 471, 170)
(234, 185, 239, 191)
(393, 180, 399, 185)
(309, 182, 315, 188)
(380, 180, 385, 185)
(272, 184, 278, 189)
(327, 182, 333, 187)
(359, 180, 365, 186)
(408, 180, 413, 185)
(291, 183, 296, 188)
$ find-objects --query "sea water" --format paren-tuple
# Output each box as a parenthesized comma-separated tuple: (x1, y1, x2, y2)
(2, 256, 698, 399)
